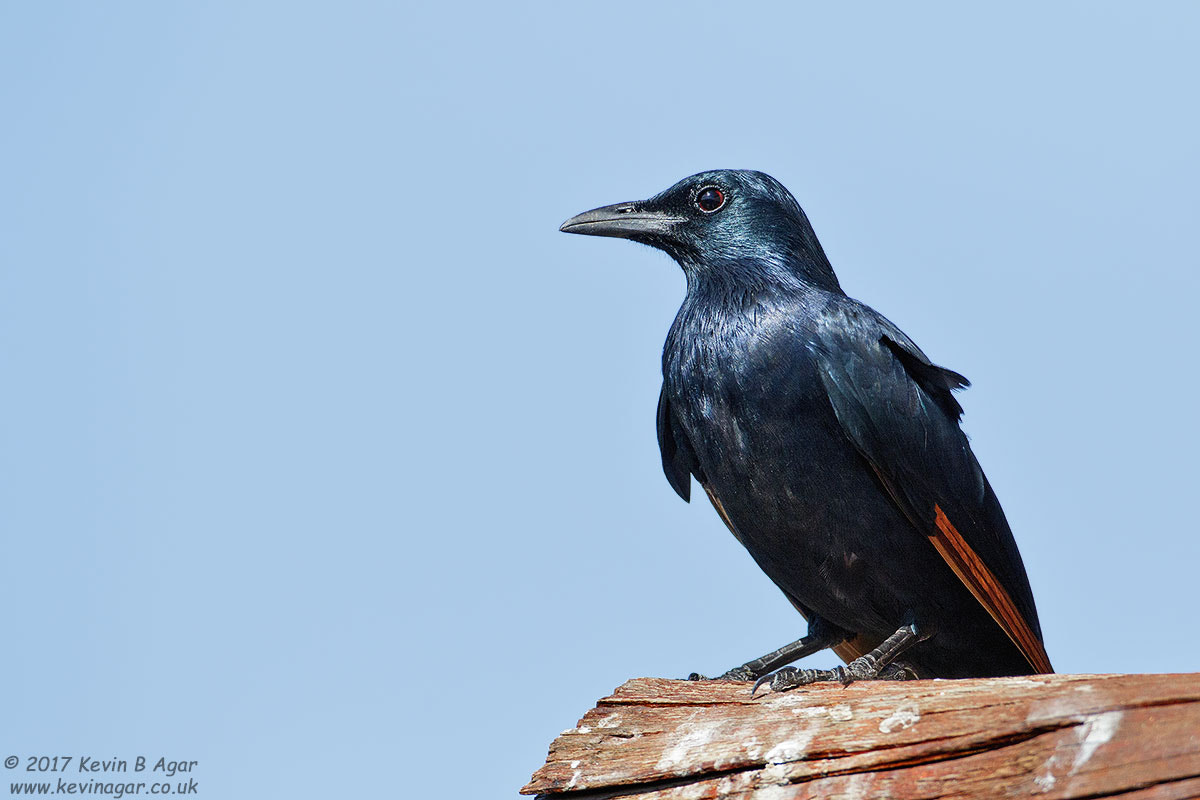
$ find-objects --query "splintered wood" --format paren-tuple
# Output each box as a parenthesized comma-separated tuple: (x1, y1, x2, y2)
(523, 674, 1200, 799)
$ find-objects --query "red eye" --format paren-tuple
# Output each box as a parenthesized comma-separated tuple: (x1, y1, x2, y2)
(696, 186, 725, 213)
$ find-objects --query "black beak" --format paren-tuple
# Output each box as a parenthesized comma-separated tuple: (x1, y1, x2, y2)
(559, 202, 686, 239)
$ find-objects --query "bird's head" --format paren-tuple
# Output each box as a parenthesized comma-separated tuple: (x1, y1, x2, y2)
(560, 169, 841, 292)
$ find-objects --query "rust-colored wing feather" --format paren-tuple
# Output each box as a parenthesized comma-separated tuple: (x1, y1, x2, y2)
(931, 505, 1053, 673)
(704, 486, 1049, 671)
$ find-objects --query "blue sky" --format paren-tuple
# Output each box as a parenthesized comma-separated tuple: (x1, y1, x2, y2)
(2, 3, 1198, 797)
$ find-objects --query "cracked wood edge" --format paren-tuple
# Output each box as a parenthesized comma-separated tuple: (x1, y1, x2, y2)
(523, 673, 1200, 799)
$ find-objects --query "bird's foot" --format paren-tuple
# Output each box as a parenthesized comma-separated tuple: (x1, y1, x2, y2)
(752, 622, 926, 694)
(687, 619, 849, 684)
(687, 666, 756, 682)
(753, 663, 857, 693)
(753, 657, 916, 693)
(877, 661, 920, 681)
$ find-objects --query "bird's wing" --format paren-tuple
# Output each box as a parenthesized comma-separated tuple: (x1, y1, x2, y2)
(808, 299, 1052, 674)
(657, 385, 699, 502)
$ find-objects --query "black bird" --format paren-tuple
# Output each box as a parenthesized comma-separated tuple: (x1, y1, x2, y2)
(560, 170, 1050, 689)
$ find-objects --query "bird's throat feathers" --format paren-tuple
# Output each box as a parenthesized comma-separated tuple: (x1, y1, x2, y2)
(680, 243, 842, 301)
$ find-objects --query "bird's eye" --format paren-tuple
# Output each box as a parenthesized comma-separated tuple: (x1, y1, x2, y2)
(696, 186, 725, 213)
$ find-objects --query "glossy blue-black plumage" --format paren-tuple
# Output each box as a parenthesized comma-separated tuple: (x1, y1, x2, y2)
(575, 170, 1046, 678)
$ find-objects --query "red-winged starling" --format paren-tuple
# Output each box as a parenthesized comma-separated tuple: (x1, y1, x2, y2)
(560, 170, 1051, 690)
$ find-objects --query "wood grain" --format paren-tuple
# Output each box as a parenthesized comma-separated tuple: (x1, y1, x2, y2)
(523, 673, 1200, 799)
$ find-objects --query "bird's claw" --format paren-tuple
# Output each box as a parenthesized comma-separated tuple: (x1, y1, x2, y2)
(687, 666, 757, 682)
(877, 662, 919, 681)
(752, 657, 919, 694)
(753, 666, 834, 694)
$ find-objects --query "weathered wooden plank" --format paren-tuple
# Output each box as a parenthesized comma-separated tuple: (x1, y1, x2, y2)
(523, 674, 1200, 799)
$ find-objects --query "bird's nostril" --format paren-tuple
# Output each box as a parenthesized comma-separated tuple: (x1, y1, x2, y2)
(617, 205, 634, 214)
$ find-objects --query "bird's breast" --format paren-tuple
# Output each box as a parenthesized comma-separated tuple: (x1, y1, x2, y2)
(661, 295, 921, 633)
(664, 305, 832, 483)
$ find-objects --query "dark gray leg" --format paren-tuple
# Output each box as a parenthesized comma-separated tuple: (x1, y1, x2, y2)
(755, 622, 929, 693)
(688, 617, 847, 682)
